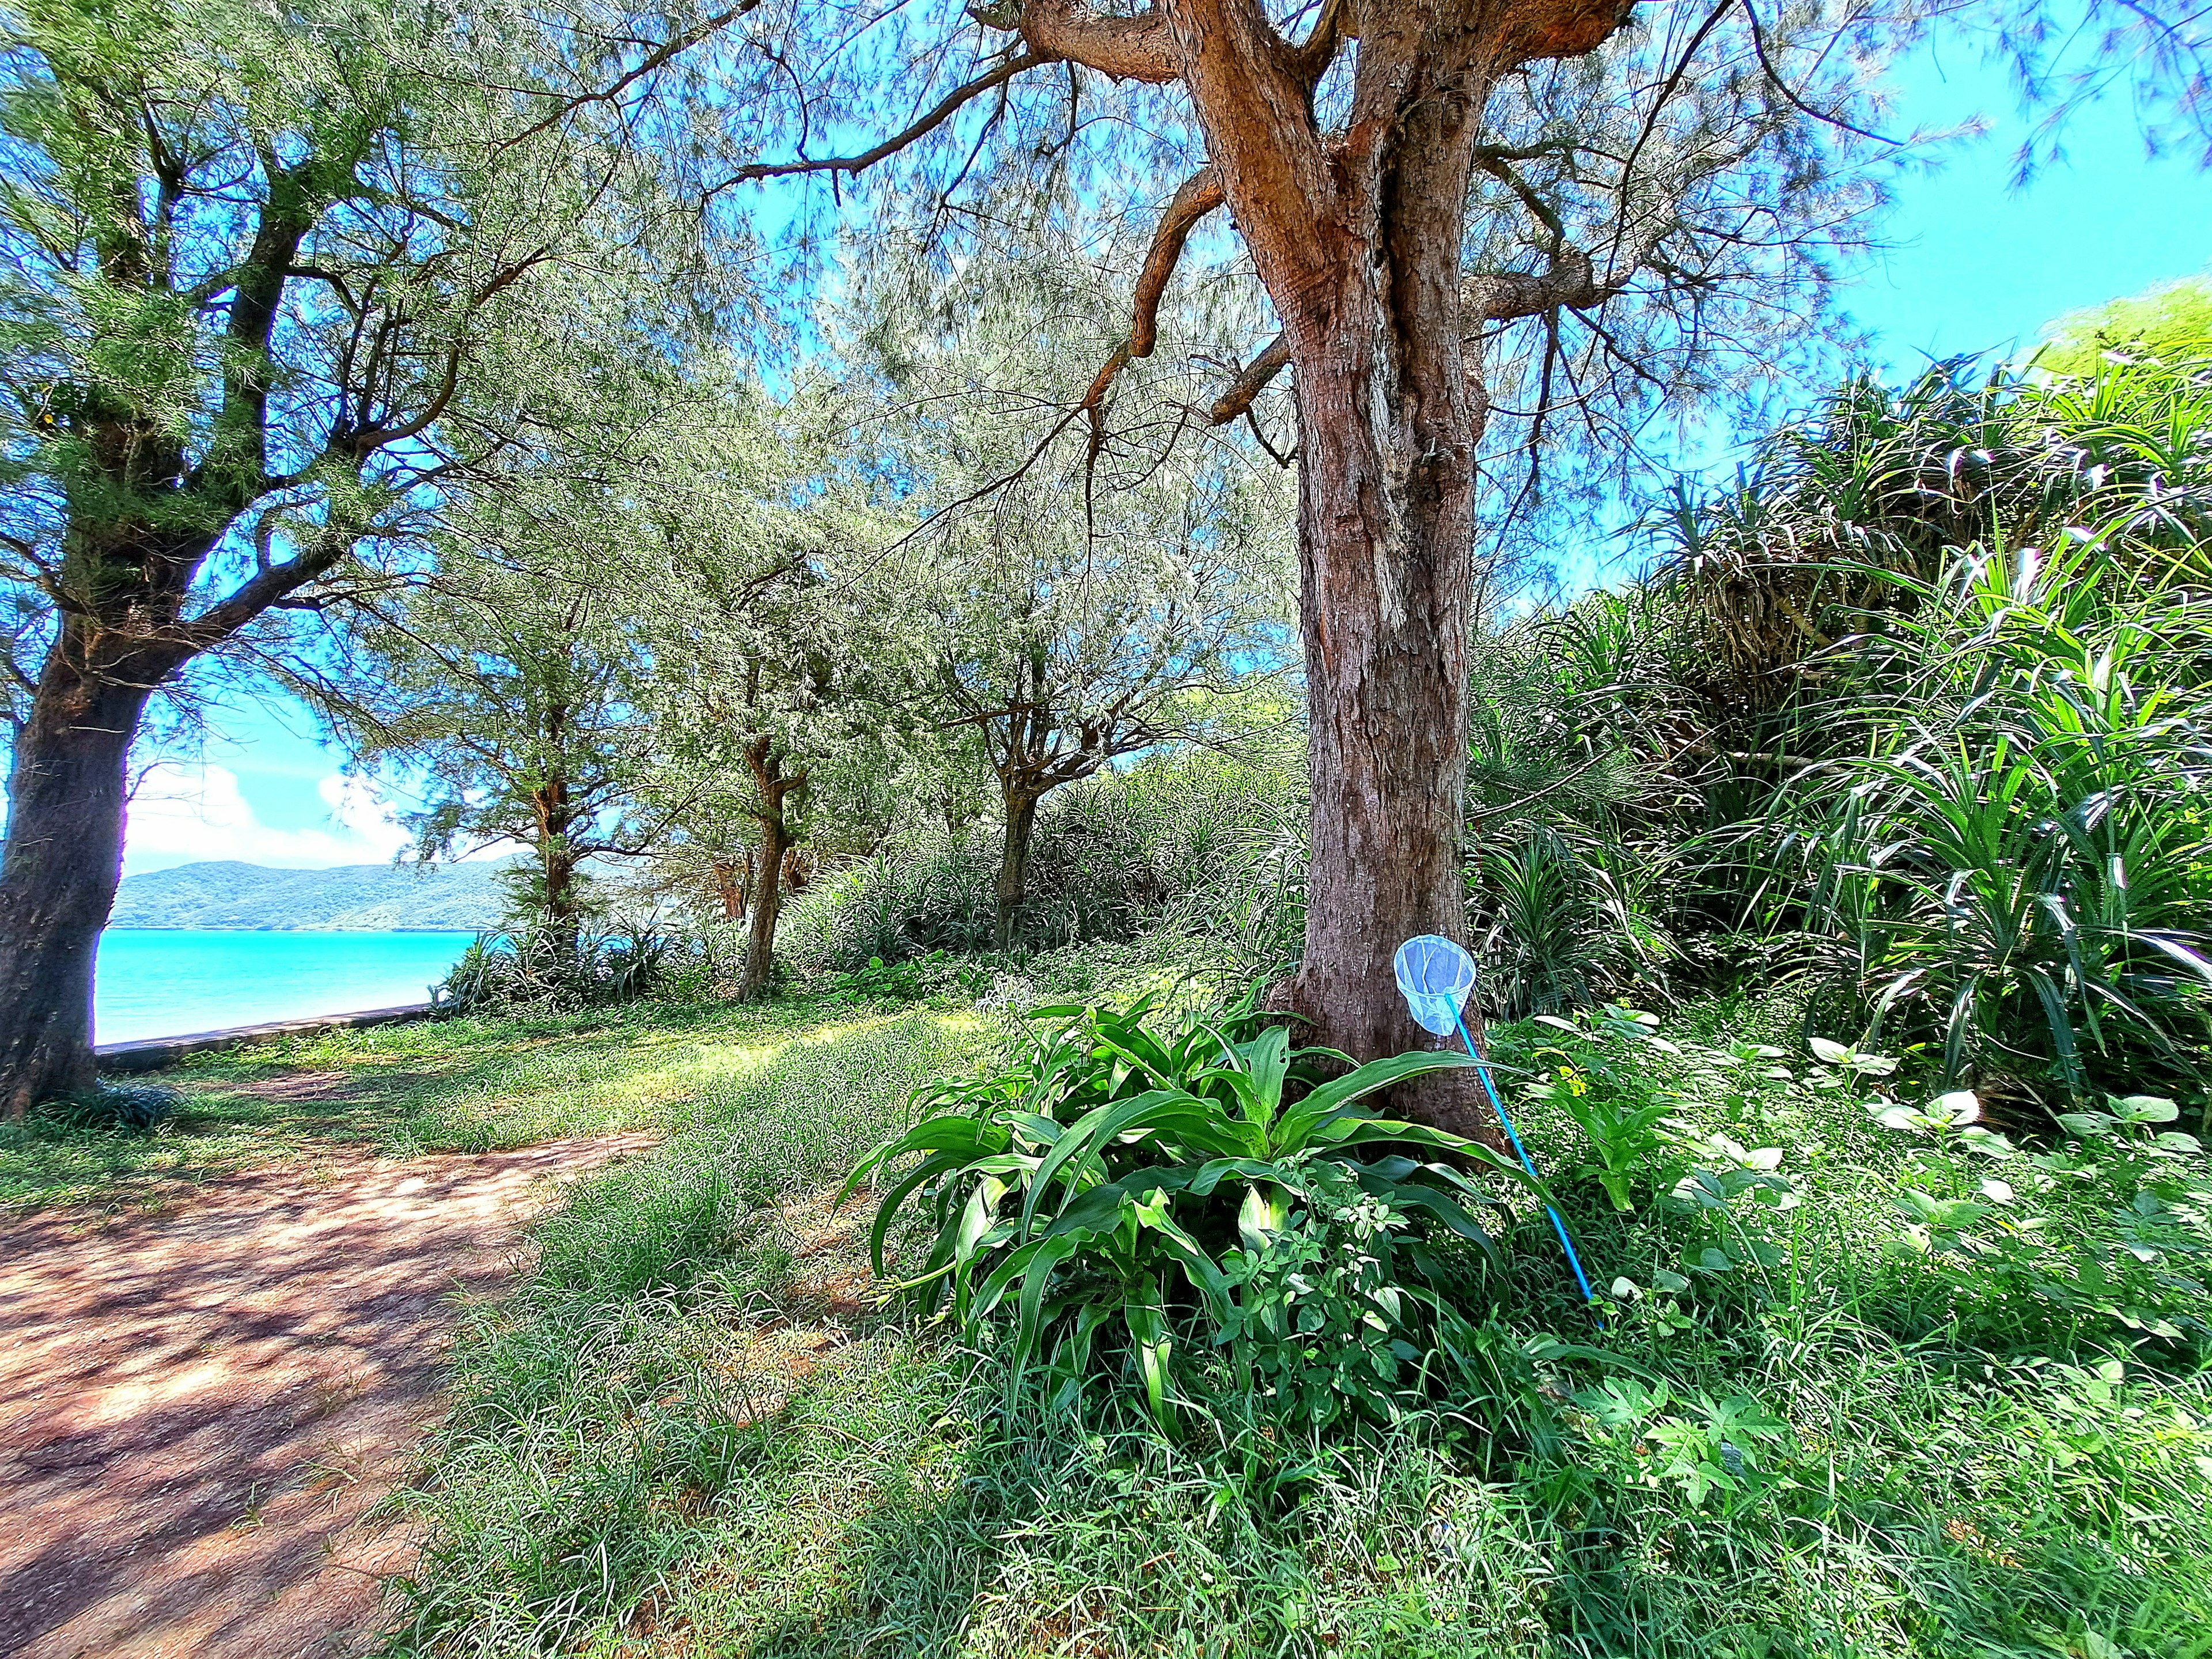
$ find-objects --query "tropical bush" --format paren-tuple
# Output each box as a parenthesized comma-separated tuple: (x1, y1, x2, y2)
(782, 748, 1304, 978)
(1461, 345, 2212, 1120)
(844, 992, 1533, 1430)
(1774, 545, 2212, 1105)
(435, 921, 687, 1012)
(379, 987, 2212, 1658)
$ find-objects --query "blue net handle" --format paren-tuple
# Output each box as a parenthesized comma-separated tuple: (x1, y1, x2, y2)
(1391, 934, 1599, 1307)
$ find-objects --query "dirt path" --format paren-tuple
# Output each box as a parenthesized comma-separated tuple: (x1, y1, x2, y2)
(0, 1134, 657, 1659)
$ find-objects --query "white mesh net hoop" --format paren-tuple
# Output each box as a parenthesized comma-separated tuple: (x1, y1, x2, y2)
(1392, 934, 1476, 1037)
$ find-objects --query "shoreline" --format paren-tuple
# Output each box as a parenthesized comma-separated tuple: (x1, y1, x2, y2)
(103, 925, 487, 934)
(96, 1003, 440, 1072)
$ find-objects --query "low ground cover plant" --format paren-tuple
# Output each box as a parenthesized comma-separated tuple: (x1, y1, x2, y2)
(373, 984, 2212, 1657)
(846, 993, 1531, 1431)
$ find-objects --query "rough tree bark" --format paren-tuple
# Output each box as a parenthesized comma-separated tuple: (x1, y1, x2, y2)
(997, 0, 1635, 1138)
(0, 652, 151, 1115)
(711, 853, 749, 923)
(736, 738, 806, 999)
(993, 786, 1043, 948)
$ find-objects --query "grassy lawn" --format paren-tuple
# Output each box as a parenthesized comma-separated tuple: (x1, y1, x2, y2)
(13, 974, 2209, 1657)
(0, 993, 987, 1212)
(365, 988, 2212, 1659)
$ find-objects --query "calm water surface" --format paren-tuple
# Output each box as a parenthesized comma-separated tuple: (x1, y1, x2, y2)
(96, 930, 477, 1044)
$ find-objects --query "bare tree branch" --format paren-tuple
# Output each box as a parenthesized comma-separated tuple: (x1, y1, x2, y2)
(993, 0, 1180, 84)
(711, 50, 1047, 191)
(1129, 166, 1224, 357)
(1207, 335, 1292, 426)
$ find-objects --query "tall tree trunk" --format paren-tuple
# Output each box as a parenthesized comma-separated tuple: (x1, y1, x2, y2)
(1176, 25, 1502, 1138)
(0, 664, 149, 1116)
(993, 785, 1041, 949)
(737, 808, 790, 1000)
(736, 740, 804, 1001)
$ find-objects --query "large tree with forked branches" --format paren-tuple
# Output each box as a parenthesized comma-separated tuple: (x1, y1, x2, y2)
(710, 0, 1910, 1134)
(0, 0, 747, 1112)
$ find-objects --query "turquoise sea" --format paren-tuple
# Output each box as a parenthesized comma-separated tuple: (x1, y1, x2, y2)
(95, 929, 478, 1044)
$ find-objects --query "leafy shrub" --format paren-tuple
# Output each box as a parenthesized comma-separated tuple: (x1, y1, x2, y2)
(1859, 1082, 2212, 1349)
(435, 921, 684, 1012)
(782, 750, 1304, 977)
(1518, 1010, 1685, 1210)
(1782, 554, 2212, 1111)
(34, 1081, 181, 1133)
(845, 992, 1533, 1431)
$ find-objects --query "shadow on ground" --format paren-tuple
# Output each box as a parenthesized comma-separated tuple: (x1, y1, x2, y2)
(0, 1135, 653, 1659)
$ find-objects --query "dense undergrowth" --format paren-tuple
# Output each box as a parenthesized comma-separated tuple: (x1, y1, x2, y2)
(363, 967, 2212, 1659)
(358, 343, 2212, 1657)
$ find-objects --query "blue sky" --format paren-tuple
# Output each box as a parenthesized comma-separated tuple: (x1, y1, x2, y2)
(121, 41, 2212, 876)
(1850, 43, 2211, 376)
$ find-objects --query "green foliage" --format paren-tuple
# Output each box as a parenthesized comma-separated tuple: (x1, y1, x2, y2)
(782, 746, 1305, 979)
(2033, 275, 2212, 376)
(846, 993, 1529, 1430)
(1570, 1376, 1793, 1510)
(1862, 1081, 2212, 1347)
(434, 922, 682, 1013)
(1519, 1010, 1685, 1210)
(1461, 344, 2212, 1119)
(31, 1080, 180, 1134)
(1771, 544, 2212, 1107)
(1475, 825, 1668, 1017)
(0, 0, 741, 722)
(1464, 595, 1680, 1018)
(369, 991, 2212, 1659)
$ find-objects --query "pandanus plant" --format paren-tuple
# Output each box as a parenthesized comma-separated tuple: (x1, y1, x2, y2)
(842, 992, 1536, 1427)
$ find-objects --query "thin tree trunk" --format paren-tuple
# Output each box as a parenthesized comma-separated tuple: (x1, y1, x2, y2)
(781, 845, 812, 895)
(993, 786, 1041, 949)
(532, 775, 582, 967)
(736, 739, 804, 1001)
(737, 808, 790, 1000)
(0, 671, 149, 1116)
(543, 847, 582, 964)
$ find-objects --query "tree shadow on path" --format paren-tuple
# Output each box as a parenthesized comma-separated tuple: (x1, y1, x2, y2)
(0, 1134, 653, 1659)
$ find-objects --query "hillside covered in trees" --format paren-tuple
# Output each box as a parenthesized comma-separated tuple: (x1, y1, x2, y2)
(108, 861, 507, 931)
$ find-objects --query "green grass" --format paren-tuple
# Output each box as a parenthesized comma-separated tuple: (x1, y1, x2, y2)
(18, 964, 2203, 1655)
(0, 993, 984, 1211)
(372, 988, 2212, 1659)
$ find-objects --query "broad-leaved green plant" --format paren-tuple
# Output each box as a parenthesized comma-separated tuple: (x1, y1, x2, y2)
(844, 992, 1534, 1430)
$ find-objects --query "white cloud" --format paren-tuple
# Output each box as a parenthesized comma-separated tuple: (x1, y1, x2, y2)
(123, 763, 415, 873)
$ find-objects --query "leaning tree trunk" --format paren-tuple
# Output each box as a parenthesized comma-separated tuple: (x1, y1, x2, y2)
(993, 786, 1041, 950)
(0, 663, 151, 1116)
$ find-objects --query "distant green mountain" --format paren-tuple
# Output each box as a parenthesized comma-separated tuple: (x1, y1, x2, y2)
(109, 860, 509, 931)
